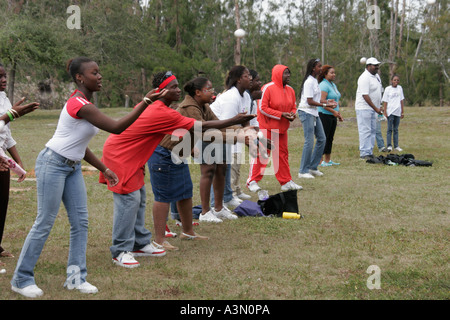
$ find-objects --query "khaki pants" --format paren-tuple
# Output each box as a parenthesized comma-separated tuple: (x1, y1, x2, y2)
(230, 152, 242, 196)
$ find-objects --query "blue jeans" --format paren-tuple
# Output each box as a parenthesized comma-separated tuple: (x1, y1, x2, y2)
(210, 163, 233, 205)
(209, 144, 233, 205)
(356, 109, 377, 157)
(12, 148, 89, 288)
(111, 186, 152, 258)
(298, 110, 326, 173)
(376, 118, 385, 149)
(386, 115, 401, 148)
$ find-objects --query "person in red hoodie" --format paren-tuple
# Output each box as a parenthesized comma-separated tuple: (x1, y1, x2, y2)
(246, 64, 302, 193)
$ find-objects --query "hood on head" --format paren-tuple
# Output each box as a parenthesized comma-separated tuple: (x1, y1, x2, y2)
(271, 64, 289, 87)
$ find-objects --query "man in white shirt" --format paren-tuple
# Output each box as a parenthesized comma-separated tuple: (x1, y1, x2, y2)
(355, 57, 383, 159)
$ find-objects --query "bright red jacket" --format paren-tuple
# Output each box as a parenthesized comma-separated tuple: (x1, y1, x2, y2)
(257, 64, 297, 133)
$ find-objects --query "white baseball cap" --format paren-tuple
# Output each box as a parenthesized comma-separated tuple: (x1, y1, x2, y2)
(366, 57, 381, 65)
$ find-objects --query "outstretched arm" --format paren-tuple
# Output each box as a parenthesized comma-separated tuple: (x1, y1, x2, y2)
(77, 89, 167, 134)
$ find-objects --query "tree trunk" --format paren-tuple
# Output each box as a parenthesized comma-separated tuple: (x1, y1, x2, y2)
(7, 62, 16, 105)
(175, 0, 181, 53)
(388, 0, 399, 77)
(410, 21, 425, 86)
(368, 0, 380, 57)
(141, 68, 147, 93)
(396, 0, 406, 58)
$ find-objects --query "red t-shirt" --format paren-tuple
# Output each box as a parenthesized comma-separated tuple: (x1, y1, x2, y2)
(100, 100, 195, 194)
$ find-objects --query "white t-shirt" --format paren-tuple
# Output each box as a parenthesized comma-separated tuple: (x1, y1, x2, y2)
(248, 99, 260, 128)
(210, 86, 251, 153)
(46, 96, 99, 161)
(382, 85, 404, 117)
(298, 75, 321, 117)
(0, 91, 16, 152)
(355, 69, 383, 111)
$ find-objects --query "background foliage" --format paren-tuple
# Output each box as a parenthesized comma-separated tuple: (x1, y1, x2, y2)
(0, 0, 448, 108)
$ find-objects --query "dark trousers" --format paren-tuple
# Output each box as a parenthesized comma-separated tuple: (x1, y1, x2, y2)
(0, 170, 10, 251)
(319, 112, 337, 155)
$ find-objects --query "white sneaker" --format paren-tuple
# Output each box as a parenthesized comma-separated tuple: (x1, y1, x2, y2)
(247, 181, 261, 192)
(113, 251, 140, 268)
(66, 281, 98, 294)
(237, 192, 251, 200)
(11, 284, 44, 298)
(298, 173, 315, 179)
(132, 242, 166, 257)
(289, 181, 303, 190)
(281, 180, 303, 191)
(257, 189, 269, 200)
(394, 146, 403, 152)
(309, 169, 324, 177)
(199, 210, 223, 223)
(224, 196, 242, 208)
(387, 146, 393, 151)
(213, 206, 238, 220)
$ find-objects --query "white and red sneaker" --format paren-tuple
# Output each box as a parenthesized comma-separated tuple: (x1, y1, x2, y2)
(113, 252, 140, 268)
(132, 242, 166, 257)
(175, 220, 200, 227)
(165, 224, 177, 238)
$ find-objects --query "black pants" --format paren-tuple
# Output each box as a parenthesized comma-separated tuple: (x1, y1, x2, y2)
(319, 112, 337, 155)
(0, 170, 10, 252)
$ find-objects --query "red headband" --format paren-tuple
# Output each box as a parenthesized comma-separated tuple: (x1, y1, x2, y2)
(156, 75, 176, 92)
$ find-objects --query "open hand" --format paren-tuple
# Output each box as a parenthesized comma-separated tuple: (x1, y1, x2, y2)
(145, 88, 168, 103)
(233, 112, 256, 124)
(12, 97, 39, 117)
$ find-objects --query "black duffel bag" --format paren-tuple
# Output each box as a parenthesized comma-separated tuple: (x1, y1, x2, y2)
(257, 190, 299, 217)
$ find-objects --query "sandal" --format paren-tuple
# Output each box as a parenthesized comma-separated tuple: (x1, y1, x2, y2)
(180, 232, 209, 241)
(0, 251, 14, 258)
(162, 240, 179, 251)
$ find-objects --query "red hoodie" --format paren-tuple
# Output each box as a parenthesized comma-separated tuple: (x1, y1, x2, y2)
(257, 64, 296, 133)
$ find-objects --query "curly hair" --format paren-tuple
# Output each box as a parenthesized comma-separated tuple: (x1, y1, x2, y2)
(152, 71, 173, 89)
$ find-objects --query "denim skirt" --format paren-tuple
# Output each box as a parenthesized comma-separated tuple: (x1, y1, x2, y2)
(147, 146, 192, 202)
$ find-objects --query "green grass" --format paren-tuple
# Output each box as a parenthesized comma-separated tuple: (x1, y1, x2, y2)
(0, 106, 449, 300)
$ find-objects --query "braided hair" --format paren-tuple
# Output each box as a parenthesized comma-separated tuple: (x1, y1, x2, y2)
(300, 58, 321, 99)
(225, 65, 247, 90)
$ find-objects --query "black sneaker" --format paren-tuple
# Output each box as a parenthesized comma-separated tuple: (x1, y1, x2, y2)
(360, 154, 374, 160)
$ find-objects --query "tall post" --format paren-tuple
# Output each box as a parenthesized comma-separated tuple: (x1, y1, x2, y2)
(234, 0, 241, 66)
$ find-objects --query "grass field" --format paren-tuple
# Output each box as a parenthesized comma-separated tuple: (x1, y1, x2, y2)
(0, 105, 448, 301)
